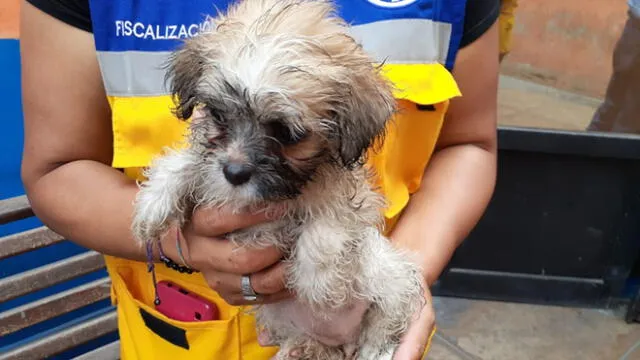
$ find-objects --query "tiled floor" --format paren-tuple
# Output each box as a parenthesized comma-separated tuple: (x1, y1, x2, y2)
(427, 297, 640, 360)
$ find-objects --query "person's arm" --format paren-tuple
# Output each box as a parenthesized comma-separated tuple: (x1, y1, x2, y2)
(19, 0, 150, 261)
(20, 0, 295, 307)
(390, 18, 499, 287)
(389, 14, 499, 360)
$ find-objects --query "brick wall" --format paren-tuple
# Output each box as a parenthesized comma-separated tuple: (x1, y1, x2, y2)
(501, 0, 629, 99)
(0, 0, 19, 39)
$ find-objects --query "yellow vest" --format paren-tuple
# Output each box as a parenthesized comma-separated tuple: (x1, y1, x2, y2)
(90, 1, 464, 358)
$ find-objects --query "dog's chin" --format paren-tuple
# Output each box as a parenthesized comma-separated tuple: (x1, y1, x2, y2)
(222, 182, 262, 206)
(217, 181, 303, 206)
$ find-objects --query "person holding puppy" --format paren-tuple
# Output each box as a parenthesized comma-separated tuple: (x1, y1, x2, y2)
(20, 0, 499, 359)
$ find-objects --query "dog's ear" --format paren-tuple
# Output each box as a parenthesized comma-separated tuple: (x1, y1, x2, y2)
(331, 63, 396, 168)
(165, 42, 208, 121)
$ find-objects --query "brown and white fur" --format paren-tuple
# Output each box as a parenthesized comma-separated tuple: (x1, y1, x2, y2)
(131, 0, 425, 359)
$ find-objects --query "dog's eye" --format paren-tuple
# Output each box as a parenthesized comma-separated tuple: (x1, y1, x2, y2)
(199, 105, 226, 125)
(267, 121, 307, 146)
(201, 131, 226, 150)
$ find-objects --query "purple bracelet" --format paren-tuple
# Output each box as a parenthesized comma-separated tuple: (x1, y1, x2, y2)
(145, 240, 162, 305)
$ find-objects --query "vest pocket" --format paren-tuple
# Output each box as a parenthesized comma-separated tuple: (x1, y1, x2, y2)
(110, 265, 242, 360)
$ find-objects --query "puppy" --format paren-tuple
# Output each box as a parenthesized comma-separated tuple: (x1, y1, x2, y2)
(131, 0, 425, 359)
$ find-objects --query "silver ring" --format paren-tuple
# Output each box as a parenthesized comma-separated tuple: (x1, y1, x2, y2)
(241, 275, 259, 301)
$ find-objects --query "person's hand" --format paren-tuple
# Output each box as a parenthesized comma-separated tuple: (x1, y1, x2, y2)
(393, 282, 436, 360)
(162, 204, 291, 306)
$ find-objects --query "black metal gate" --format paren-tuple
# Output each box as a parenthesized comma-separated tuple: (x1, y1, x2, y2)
(432, 127, 640, 309)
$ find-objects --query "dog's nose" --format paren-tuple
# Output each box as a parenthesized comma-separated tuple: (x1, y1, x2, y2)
(223, 163, 253, 186)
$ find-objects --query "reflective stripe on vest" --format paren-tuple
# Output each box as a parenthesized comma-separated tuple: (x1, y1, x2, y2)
(89, 0, 467, 97)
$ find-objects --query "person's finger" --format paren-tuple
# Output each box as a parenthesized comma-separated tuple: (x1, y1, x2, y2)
(250, 261, 288, 295)
(221, 290, 293, 306)
(393, 297, 435, 360)
(189, 203, 286, 237)
(202, 264, 287, 296)
(257, 329, 275, 347)
(186, 234, 284, 274)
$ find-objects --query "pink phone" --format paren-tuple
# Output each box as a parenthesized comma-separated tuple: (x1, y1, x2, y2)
(155, 281, 219, 322)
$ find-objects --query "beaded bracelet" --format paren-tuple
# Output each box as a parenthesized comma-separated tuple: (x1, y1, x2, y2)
(157, 230, 199, 275)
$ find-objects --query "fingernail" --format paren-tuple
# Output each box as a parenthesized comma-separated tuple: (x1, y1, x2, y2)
(257, 330, 274, 346)
(289, 348, 301, 358)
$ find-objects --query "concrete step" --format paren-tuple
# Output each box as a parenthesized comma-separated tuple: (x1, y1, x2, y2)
(497, 75, 601, 132)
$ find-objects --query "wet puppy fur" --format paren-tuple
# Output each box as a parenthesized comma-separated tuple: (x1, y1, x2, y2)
(131, 0, 425, 359)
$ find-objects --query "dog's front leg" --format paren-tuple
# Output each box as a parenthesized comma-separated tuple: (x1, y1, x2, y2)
(131, 149, 200, 246)
(355, 227, 425, 360)
(267, 219, 369, 360)
(288, 218, 362, 312)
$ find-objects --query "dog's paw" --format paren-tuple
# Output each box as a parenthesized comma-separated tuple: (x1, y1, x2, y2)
(131, 188, 176, 245)
(131, 211, 171, 246)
